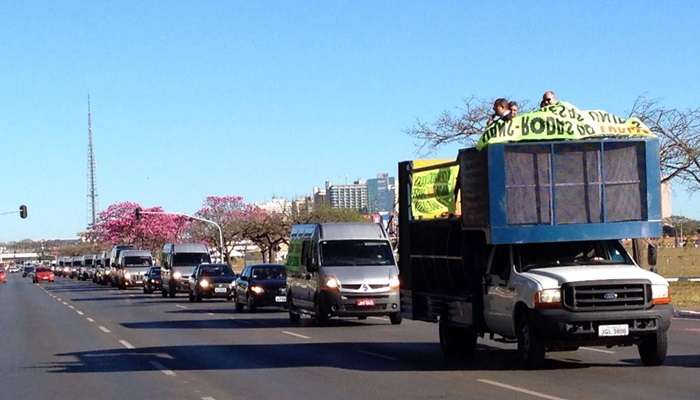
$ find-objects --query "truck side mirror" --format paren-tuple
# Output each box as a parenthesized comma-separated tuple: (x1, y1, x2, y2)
(647, 243, 657, 267)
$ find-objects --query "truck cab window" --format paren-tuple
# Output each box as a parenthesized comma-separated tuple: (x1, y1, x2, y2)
(489, 246, 511, 282)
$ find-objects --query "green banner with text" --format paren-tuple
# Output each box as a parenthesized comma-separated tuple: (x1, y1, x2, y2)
(477, 102, 655, 150)
(411, 160, 459, 219)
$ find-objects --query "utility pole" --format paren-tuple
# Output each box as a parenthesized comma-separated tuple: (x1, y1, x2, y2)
(87, 95, 98, 229)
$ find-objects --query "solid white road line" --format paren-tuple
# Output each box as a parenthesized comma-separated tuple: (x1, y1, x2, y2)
(580, 346, 616, 354)
(357, 350, 398, 361)
(98, 326, 111, 333)
(175, 305, 188, 309)
(281, 331, 311, 339)
(477, 379, 568, 400)
(76, 310, 84, 316)
(369, 317, 389, 321)
(149, 360, 176, 376)
(119, 340, 135, 349)
(201, 397, 216, 400)
(86, 317, 95, 323)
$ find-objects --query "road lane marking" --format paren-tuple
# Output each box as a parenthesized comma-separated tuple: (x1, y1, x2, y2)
(580, 346, 616, 354)
(68, 305, 75, 309)
(98, 326, 111, 333)
(76, 310, 84, 316)
(175, 305, 188, 309)
(357, 350, 398, 361)
(477, 379, 568, 400)
(369, 316, 389, 321)
(207, 313, 215, 316)
(683, 328, 700, 332)
(281, 331, 311, 339)
(119, 340, 135, 349)
(201, 397, 216, 400)
(149, 360, 176, 376)
(86, 317, 95, 323)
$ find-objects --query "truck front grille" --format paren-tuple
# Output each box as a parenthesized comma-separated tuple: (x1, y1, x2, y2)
(563, 280, 651, 311)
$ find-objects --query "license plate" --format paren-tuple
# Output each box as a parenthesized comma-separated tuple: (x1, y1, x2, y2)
(275, 296, 286, 303)
(136, 281, 143, 284)
(356, 299, 375, 306)
(598, 324, 629, 337)
(214, 288, 227, 293)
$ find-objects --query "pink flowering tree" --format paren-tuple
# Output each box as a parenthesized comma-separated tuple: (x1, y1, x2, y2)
(240, 206, 289, 263)
(190, 196, 248, 263)
(90, 201, 190, 254)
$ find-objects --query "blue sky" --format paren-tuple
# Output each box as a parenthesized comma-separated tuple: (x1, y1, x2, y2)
(1, 1, 699, 241)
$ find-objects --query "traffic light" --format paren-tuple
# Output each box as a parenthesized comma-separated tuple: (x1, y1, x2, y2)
(19, 205, 28, 219)
(135, 207, 142, 221)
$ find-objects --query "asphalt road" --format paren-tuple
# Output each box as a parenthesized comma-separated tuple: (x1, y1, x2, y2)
(1, 274, 699, 400)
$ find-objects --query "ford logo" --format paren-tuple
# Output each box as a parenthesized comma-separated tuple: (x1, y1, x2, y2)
(603, 292, 618, 300)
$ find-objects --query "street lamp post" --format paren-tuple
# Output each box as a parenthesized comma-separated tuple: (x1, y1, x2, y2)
(137, 210, 226, 263)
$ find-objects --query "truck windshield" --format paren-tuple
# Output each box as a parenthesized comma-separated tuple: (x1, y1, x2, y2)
(320, 240, 394, 267)
(515, 240, 632, 272)
(124, 256, 153, 267)
(173, 253, 211, 267)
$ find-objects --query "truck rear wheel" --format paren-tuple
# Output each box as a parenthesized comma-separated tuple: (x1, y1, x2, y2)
(516, 313, 545, 369)
(439, 318, 477, 359)
(638, 332, 667, 366)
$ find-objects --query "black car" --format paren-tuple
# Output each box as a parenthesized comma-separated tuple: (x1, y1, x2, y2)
(143, 266, 162, 294)
(233, 264, 287, 312)
(188, 263, 237, 302)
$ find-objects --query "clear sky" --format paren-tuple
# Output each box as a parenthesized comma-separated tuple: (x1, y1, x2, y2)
(1, 1, 699, 241)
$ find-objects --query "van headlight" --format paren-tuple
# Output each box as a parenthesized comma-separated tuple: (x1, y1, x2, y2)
(173, 272, 182, 280)
(323, 276, 340, 289)
(199, 279, 210, 288)
(389, 276, 400, 289)
(251, 286, 264, 294)
(651, 284, 671, 305)
(125, 272, 131, 280)
(534, 288, 561, 309)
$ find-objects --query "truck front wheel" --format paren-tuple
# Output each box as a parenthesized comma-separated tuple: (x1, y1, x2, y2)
(439, 318, 477, 359)
(516, 313, 545, 369)
(638, 332, 667, 366)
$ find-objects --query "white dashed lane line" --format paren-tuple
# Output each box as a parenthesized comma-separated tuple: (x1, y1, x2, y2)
(86, 317, 95, 323)
(201, 397, 216, 400)
(149, 360, 176, 376)
(357, 350, 398, 361)
(477, 379, 568, 400)
(281, 331, 311, 339)
(98, 326, 111, 333)
(119, 340, 135, 349)
(580, 346, 616, 354)
(76, 310, 84, 316)
(175, 305, 188, 309)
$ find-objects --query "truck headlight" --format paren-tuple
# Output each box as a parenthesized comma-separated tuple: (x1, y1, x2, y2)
(199, 279, 210, 288)
(173, 272, 182, 280)
(534, 288, 561, 309)
(651, 284, 671, 305)
(389, 276, 400, 289)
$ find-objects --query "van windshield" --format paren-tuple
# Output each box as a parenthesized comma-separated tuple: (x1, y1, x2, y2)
(515, 240, 633, 272)
(123, 256, 153, 267)
(320, 240, 394, 267)
(173, 253, 211, 267)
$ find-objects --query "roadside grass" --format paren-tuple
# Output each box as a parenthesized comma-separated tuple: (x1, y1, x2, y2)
(657, 248, 700, 277)
(670, 282, 700, 310)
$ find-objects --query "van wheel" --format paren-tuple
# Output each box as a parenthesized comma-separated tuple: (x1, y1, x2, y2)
(516, 312, 545, 369)
(638, 332, 667, 366)
(235, 299, 244, 312)
(313, 299, 329, 324)
(288, 297, 301, 324)
(161, 289, 168, 298)
(389, 312, 402, 325)
(248, 296, 257, 312)
(168, 288, 176, 298)
(188, 292, 195, 302)
(439, 318, 477, 359)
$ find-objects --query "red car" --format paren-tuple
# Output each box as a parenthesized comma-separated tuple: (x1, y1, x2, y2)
(34, 267, 55, 283)
(0, 270, 6, 283)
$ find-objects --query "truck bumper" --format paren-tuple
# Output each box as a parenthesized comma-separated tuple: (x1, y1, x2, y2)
(531, 304, 673, 346)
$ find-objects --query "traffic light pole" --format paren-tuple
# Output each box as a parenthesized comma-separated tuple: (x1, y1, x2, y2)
(138, 210, 226, 263)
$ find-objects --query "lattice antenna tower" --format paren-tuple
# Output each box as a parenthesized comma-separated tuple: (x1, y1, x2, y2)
(87, 94, 98, 228)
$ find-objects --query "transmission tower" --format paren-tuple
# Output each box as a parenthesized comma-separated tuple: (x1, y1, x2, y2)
(87, 95, 98, 228)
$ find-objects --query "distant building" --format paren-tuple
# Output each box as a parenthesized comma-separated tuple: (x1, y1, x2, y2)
(256, 197, 290, 213)
(327, 180, 368, 211)
(661, 182, 672, 219)
(312, 187, 327, 210)
(367, 173, 396, 213)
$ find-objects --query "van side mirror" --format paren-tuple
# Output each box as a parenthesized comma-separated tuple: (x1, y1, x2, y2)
(647, 243, 657, 267)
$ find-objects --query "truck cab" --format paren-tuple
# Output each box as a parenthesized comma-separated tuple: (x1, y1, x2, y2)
(398, 136, 671, 368)
(286, 223, 402, 324)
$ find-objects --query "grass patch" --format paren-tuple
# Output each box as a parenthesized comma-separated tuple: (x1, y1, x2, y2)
(670, 282, 700, 310)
